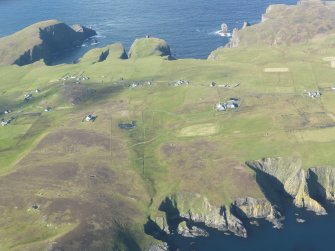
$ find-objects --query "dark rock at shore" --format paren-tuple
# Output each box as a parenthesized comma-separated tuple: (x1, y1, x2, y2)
(177, 221, 209, 238)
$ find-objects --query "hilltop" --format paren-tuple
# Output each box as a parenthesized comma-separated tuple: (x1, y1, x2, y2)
(1, 1, 335, 251)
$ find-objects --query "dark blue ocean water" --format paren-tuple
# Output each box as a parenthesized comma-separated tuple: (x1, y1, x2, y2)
(166, 207, 335, 251)
(0, 0, 297, 60)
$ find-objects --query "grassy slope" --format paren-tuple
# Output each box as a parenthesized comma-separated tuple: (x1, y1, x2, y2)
(0, 20, 60, 65)
(2, 30, 335, 249)
(80, 43, 127, 63)
(128, 38, 171, 59)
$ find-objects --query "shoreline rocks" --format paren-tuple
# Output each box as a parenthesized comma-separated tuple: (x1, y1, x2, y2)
(172, 193, 247, 237)
(147, 242, 169, 251)
(149, 157, 335, 245)
(177, 221, 209, 238)
(233, 197, 284, 229)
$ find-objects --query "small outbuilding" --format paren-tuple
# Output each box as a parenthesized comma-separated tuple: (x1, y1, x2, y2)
(24, 93, 33, 102)
(1, 118, 12, 126)
(307, 91, 321, 98)
(216, 98, 240, 112)
(84, 114, 97, 122)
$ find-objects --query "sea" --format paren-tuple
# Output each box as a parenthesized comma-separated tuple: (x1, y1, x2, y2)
(3, 1, 334, 251)
(0, 0, 297, 62)
(164, 206, 335, 251)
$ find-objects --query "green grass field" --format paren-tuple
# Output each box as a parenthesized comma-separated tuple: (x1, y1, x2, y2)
(1, 28, 335, 250)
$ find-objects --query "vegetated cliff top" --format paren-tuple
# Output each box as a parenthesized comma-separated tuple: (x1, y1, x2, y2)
(0, 19, 96, 66)
(80, 43, 128, 64)
(228, 1, 335, 48)
(128, 37, 172, 59)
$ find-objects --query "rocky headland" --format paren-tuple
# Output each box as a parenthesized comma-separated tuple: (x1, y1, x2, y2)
(0, 20, 96, 66)
(209, 0, 335, 60)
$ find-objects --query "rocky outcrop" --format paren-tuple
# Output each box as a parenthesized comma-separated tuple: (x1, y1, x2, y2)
(166, 193, 247, 237)
(154, 216, 170, 234)
(147, 242, 169, 251)
(227, 28, 240, 48)
(0, 20, 96, 66)
(128, 37, 172, 59)
(80, 43, 128, 63)
(308, 167, 335, 203)
(233, 197, 283, 228)
(177, 221, 209, 238)
(247, 157, 327, 215)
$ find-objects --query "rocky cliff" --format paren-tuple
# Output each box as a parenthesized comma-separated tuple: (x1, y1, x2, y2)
(222, 1, 335, 49)
(233, 197, 283, 228)
(247, 157, 330, 215)
(148, 158, 335, 245)
(308, 167, 335, 203)
(0, 20, 96, 66)
(157, 193, 246, 237)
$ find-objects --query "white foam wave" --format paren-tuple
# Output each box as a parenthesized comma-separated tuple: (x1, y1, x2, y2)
(213, 30, 232, 37)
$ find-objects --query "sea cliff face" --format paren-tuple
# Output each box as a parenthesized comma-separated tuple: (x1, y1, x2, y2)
(159, 193, 247, 238)
(246, 157, 334, 215)
(149, 157, 335, 245)
(233, 197, 283, 228)
(308, 167, 335, 203)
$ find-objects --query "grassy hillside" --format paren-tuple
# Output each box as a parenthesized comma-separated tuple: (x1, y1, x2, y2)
(80, 43, 128, 63)
(128, 37, 171, 59)
(2, 34, 335, 249)
(2, 4, 335, 249)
